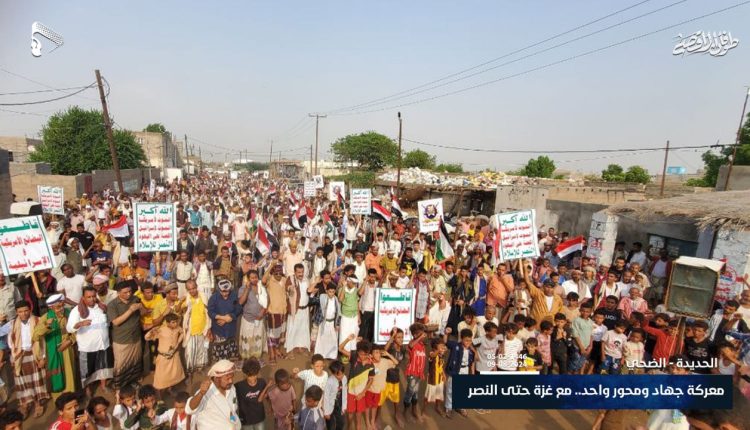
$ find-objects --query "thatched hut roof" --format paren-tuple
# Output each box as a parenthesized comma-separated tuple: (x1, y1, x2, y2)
(607, 190, 750, 231)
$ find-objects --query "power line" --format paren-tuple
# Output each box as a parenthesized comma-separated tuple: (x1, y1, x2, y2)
(0, 108, 50, 117)
(402, 137, 722, 154)
(331, 1, 750, 115)
(0, 85, 93, 96)
(0, 67, 102, 103)
(0, 83, 97, 106)
(328, 0, 688, 115)
(323, 0, 657, 114)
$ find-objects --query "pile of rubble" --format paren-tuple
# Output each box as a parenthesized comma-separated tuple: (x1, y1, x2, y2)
(377, 167, 557, 189)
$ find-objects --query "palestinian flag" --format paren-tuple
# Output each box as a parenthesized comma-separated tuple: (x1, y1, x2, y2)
(322, 211, 335, 235)
(372, 201, 392, 222)
(337, 191, 344, 209)
(436, 219, 454, 260)
(102, 215, 130, 238)
(292, 204, 315, 231)
(390, 187, 403, 219)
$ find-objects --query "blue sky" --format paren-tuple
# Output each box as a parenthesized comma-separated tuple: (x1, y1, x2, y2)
(1, 0, 748, 173)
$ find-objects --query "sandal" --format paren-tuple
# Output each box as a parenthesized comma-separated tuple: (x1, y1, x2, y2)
(458, 409, 469, 418)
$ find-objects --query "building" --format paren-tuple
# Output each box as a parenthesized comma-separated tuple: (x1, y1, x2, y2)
(607, 190, 750, 284)
(132, 131, 182, 171)
(0, 136, 42, 162)
(300, 160, 351, 177)
(270, 159, 305, 181)
(0, 150, 13, 217)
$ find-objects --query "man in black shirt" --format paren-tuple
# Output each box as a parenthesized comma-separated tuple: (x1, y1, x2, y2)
(684, 320, 713, 374)
(400, 248, 418, 278)
(71, 223, 95, 250)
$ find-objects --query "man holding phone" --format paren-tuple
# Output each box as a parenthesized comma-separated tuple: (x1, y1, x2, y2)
(49, 392, 94, 430)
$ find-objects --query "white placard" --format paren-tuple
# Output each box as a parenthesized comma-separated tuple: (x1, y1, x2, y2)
(133, 203, 177, 252)
(0, 215, 55, 276)
(374, 288, 415, 344)
(493, 209, 540, 262)
(350, 189, 372, 215)
(417, 198, 443, 233)
(37, 185, 64, 215)
(328, 181, 346, 201)
(304, 181, 316, 198)
(313, 175, 324, 189)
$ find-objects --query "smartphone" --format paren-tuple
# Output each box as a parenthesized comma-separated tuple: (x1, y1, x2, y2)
(75, 409, 85, 419)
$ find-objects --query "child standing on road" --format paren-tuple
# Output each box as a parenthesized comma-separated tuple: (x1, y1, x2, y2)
(323, 361, 348, 430)
(262, 369, 297, 430)
(402, 323, 427, 423)
(443, 328, 475, 418)
(600, 319, 628, 375)
(424, 337, 448, 417)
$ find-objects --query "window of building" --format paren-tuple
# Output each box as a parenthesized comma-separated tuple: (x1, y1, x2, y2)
(8, 151, 13, 162)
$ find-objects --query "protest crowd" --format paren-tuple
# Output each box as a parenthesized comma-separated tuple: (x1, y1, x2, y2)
(0, 172, 747, 430)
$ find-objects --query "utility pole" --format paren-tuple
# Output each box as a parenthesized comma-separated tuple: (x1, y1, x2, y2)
(724, 87, 750, 191)
(310, 145, 313, 179)
(184, 134, 189, 174)
(308, 113, 327, 175)
(659, 140, 670, 198)
(269, 140, 273, 165)
(95, 69, 123, 193)
(396, 112, 403, 192)
(198, 147, 203, 174)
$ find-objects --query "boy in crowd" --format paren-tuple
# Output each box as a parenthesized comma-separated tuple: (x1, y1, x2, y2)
(235, 358, 267, 429)
(424, 337, 448, 417)
(323, 361, 347, 430)
(521, 337, 544, 372)
(297, 386, 325, 430)
(443, 328, 475, 418)
(402, 323, 427, 423)
(474, 322, 500, 373)
(600, 320, 628, 375)
(338, 336, 375, 430)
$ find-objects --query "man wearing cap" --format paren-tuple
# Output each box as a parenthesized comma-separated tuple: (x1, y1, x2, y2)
(34, 293, 76, 395)
(186, 360, 241, 429)
(208, 279, 241, 361)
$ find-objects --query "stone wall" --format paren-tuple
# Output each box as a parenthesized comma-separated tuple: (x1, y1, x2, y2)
(10, 173, 81, 203)
(0, 136, 42, 163)
(0, 150, 13, 218)
(712, 228, 750, 280)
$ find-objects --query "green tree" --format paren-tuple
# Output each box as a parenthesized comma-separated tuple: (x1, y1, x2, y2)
(601, 164, 626, 182)
(330, 131, 398, 171)
(520, 156, 556, 178)
(624, 165, 651, 184)
(143, 123, 167, 133)
(695, 112, 750, 187)
(434, 163, 463, 173)
(143, 123, 171, 141)
(238, 161, 269, 172)
(402, 149, 436, 169)
(30, 106, 146, 175)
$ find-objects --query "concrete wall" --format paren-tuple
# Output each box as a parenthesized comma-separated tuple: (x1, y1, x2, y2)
(545, 200, 607, 236)
(0, 136, 42, 163)
(10, 167, 161, 202)
(712, 228, 750, 280)
(716, 165, 750, 191)
(0, 150, 12, 218)
(374, 183, 495, 216)
(614, 215, 699, 248)
(9, 162, 51, 175)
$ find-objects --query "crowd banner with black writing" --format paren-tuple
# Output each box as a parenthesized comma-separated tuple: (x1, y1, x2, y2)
(303, 181, 316, 198)
(133, 203, 177, 253)
(374, 288, 415, 344)
(0, 215, 55, 276)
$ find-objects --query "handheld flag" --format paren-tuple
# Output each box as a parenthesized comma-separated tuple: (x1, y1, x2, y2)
(436, 218, 454, 261)
(555, 236, 586, 259)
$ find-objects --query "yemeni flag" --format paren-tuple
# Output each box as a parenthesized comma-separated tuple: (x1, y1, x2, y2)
(102, 215, 130, 238)
(390, 187, 403, 219)
(436, 219, 454, 260)
(259, 217, 278, 248)
(556, 236, 586, 259)
(292, 204, 314, 231)
(256, 224, 271, 255)
(372, 201, 392, 222)
(267, 185, 277, 197)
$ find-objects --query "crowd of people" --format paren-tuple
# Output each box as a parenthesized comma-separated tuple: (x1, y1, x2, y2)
(0, 172, 747, 430)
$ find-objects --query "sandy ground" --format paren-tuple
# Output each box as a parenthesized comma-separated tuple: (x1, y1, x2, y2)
(20, 349, 599, 429)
